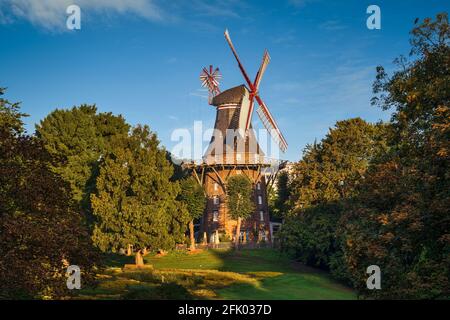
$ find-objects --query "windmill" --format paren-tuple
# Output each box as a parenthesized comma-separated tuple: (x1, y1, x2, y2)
(200, 65, 222, 104)
(187, 29, 288, 247)
(224, 29, 288, 153)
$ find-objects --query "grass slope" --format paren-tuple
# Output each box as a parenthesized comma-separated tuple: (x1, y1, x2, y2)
(79, 248, 355, 300)
(146, 249, 355, 300)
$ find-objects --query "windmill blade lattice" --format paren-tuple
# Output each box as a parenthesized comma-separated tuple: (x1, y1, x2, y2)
(200, 65, 222, 103)
(256, 104, 288, 152)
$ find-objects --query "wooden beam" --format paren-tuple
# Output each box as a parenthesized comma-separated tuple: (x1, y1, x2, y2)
(211, 166, 226, 191)
(255, 165, 262, 182)
(192, 168, 202, 186)
(266, 168, 280, 194)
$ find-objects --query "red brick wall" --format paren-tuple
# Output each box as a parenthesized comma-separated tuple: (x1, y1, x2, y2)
(200, 167, 271, 243)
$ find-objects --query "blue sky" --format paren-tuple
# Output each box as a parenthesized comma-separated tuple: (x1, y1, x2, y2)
(0, 0, 448, 161)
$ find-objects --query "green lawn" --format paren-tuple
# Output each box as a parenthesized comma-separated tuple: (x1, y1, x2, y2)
(146, 249, 355, 300)
(78, 248, 355, 300)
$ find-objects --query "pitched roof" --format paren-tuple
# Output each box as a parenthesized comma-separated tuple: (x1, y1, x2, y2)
(211, 84, 248, 106)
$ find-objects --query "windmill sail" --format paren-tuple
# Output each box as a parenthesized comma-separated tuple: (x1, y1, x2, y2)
(238, 88, 251, 131)
(255, 100, 288, 152)
(224, 28, 288, 153)
(254, 50, 270, 90)
(200, 65, 222, 104)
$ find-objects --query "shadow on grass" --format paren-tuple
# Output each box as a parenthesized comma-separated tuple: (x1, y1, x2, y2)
(92, 248, 355, 300)
(124, 283, 193, 300)
(209, 248, 356, 300)
(211, 247, 294, 273)
(217, 272, 356, 300)
(102, 252, 134, 268)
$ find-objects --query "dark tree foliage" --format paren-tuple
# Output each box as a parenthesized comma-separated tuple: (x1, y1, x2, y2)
(91, 125, 190, 261)
(342, 13, 450, 299)
(36, 105, 130, 215)
(0, 89, 100, 299)
(178, 177, 206, 250)
(289, 118, 389, 210)
(279, 118, 387, 283)
(226, 175, 255, 249)
(269, 171, 291, 219)
(280, 13, 449, 299)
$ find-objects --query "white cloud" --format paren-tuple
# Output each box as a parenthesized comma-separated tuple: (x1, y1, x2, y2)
(189, 0, 240, 18)
(288, 0, 317, 8)
(271, 63, 377, 114)
(189, 88, 208, 100)
(166, 57, 178, 64)
(1, 0, 164, 30)
(319, 20, 347, 31)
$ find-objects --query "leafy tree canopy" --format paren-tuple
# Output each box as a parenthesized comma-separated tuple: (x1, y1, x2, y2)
(36, 105, 130, 212)
(0, 89, 99, 299)
(178, 176, 206, 221)
(226, 174, 255, 221)
(91, 125, 190, 253)
(289, 117, 388, 211)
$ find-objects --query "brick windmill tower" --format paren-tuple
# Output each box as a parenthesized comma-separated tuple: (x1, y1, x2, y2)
(188, 30, 288, 245)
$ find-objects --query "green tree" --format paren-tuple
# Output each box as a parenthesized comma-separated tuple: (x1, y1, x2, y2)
(178, 177, 206, 250)
(289, 118, 388, 210)
(280, 118, 388, 282)
(91, 125, 190, 265)
(36, 105, 129, 215)
(226, 175, 255, 249)
(341, 13, 450, 299)
(274, 171, 291, 218)
(0, 88, 99, 299)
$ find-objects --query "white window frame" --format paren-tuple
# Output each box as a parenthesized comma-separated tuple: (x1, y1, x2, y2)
(213, 196, 219, 205)
(259, 230, 267, 241)
(260, 211, 264, 221)
(257, 182, 261, 190)
(258, 195, 262, 205)
(213, 211, 219, 222)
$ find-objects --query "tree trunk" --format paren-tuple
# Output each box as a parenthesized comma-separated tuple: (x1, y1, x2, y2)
(126, 244, 132, 256)
(235, 217, 242, 250)
(189, 220, 195, 251)
(135, 250, 144, 267)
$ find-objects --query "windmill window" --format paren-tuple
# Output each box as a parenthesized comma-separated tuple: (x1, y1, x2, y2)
(213, 196, 219, 205)
(258, 195, 263, 205)
(259, 230, 267, 242)
(260, 211, 264, 221)
(257, 182, 261, 190)
(214, 182, 219, 191)
(213, 211, 219, 222)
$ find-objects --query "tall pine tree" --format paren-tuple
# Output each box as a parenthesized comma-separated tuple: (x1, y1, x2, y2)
(91, 125, 190, 265)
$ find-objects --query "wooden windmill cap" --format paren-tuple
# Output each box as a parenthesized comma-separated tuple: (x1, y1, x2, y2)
(203, 84, 266, 164)
(211, 84, 248, 106)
